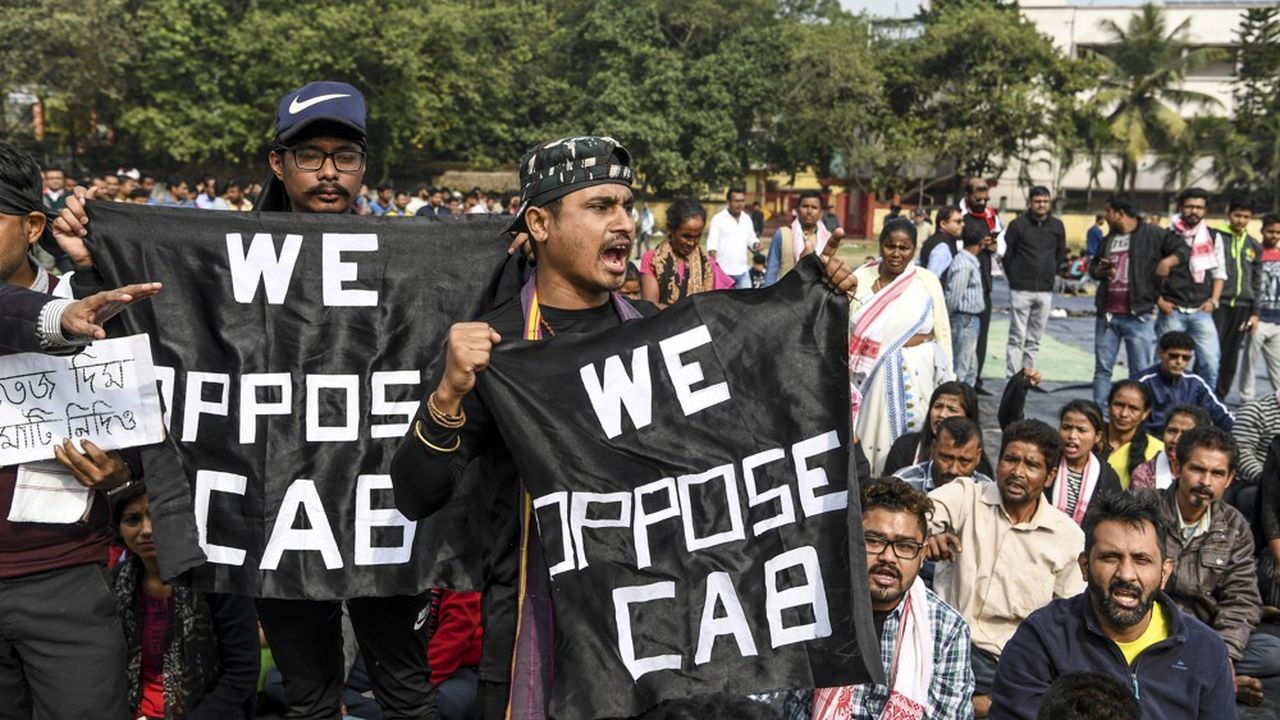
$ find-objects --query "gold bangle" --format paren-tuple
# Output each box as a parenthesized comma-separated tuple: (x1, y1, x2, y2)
(414, 420, 461, 453)
(427, 391, 466, 429)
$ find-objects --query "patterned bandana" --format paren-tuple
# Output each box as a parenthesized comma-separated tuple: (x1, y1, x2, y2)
(507, 136, 633, 233)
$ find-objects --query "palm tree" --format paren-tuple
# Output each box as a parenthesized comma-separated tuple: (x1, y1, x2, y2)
(1088, 3, 1225, 191)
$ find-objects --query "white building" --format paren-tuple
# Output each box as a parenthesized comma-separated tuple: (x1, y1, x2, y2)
(993, 0, 1273, 209)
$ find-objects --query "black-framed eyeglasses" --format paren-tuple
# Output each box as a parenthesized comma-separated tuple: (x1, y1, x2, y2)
(283, 147, 366, 173)
(864, 532, 925, 560)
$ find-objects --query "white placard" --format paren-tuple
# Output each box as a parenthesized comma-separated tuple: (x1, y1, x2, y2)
(0, 334, 165, 465)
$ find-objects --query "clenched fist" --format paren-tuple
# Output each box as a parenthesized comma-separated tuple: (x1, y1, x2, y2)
(433, 322, 502, 413)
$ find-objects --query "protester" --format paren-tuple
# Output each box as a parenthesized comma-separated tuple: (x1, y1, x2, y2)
(927, 419, 1085, 718)
(892, 415, 992, 491)
(945, 228, 984, 385)
(1242, 213, 1280, 400)
(224, 177, 253, 211)
(958, 179, 1002, 394)
(386, 190, 414, 217)
(706, 187, 758, 288)
(799, 477, 974, 719)
(1233, 392, 1280, 484)
(1084, 213, 1105, 261)
(1257, 435, 1280, 602)
(1089, 194, 1184, 407)
(1156, 426, 1280, 705)
(990, 492, 1236, 719)
(390, 134, 857, 718)
(883, 381, 992, 478)
(111, 482, 259, 719)
(1001, 186, 1065, 378)
(1134, 331, 1233, 434)
(639, 198, 732, 308)
(911, 206, 932, 236)
(1100, 380, 1162, 490)
(0, 138, 152, 720)
(749, 200, 765, 237)
(764, 190, 829, 286)
(416, 187, 449, 218)
(54, 81, 438, 720)
(998, 371, 1121, 525)
(621, 261, 642, 301)
(920, 205, 964, 279)
(1129, 404, 1211, 490)
(195, 176, 230, 210)
(1156, 188, 1226, 390)
(370, 186, 394, 216)
(1213, 197, 1262, 397)
(155, 175, 195, 208)
(851, 217, 953, 474)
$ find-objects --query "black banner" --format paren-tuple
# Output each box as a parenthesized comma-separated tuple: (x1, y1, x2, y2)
(86, 202, 513, 599)
(479, 260, 882, 719)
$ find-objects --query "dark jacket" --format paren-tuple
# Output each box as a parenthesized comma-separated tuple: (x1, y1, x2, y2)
(883, 430, 995, 479)
(1258, 435, 1280, 546)
(1133, 363, 1233, 434)
(1160, 227, 1221, 308)
(1089, 223, 1188, 316)
(1216, 225, 1263, 307)
(1155, 486, 1261, 660)
(990, 592, 1236, 720)
(114, 556, 259, 720)
(0, 284, 61, 353)
(1002, 212, 1066, 292)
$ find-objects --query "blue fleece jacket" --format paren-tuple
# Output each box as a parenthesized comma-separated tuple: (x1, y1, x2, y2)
(1135, 363, 1233, 434)
(990, 592, 1236, 720)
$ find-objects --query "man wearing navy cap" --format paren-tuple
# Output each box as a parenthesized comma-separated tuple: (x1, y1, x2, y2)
(390, 136, 857, 718)
(52, 82, 437, 720)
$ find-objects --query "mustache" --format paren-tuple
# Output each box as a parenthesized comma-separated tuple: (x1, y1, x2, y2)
(306, 184, 351, 198)
(1108, 578, 1143, 597)
(870, 562, 901, 580)
(599, 233, 632, 250)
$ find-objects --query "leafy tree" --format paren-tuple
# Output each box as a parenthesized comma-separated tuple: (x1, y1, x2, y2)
(1234, 6, 1280, 206)
(1088, 3, 1224, 192)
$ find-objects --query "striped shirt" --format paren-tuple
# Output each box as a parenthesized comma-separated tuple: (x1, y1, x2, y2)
(944, 250, 985, 315)
(1233, 394, 1280, 481)
(781, 585, 974, 720)
(893, 460, 993, 492)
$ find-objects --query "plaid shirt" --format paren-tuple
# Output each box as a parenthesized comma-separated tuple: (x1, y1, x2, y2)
(782, 586, 974, 720)
(892, 461, 993, 492)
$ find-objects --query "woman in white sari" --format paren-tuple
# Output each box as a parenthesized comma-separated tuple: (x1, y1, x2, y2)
(851, 218, 954, 474)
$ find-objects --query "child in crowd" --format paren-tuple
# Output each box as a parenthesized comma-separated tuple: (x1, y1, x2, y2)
(621, 261, 642, 301)
(749, 252, 767, 289)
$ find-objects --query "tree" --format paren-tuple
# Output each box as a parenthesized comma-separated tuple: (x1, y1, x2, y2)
(1088, 3, 1224, 192)
(1234, 6, 1280, 207)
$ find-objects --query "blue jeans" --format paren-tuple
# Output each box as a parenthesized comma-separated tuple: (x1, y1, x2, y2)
(730, 271, 752, 289)
(1155, 308, 1221, 391)
(1093, 312, 1156, 406)
(1237, 632, 1280, 679)
(951, 312, 981, 386)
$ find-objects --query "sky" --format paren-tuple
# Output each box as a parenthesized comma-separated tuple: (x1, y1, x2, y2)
(837, 0, 1157, 20)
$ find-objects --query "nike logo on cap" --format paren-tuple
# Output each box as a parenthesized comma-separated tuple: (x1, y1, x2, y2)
(289, 93, 351, 115)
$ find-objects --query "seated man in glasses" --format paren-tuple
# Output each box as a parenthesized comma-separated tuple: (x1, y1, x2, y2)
(926, 419, 1085, 718)
(787, 477, 974, 719)
(1136, 331, 1233, 436)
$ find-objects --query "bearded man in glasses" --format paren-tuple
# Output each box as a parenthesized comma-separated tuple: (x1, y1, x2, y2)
(52, 82, 438, 720)
(785, 477, 974, 720)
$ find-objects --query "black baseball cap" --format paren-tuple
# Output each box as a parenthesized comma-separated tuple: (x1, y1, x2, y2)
(275, 81, 366, 145)
(508, 136, 633, 233)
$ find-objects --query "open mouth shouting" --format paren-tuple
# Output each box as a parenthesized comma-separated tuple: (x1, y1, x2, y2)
(601, 237, 632, 275)
(869, 563, 901, 590)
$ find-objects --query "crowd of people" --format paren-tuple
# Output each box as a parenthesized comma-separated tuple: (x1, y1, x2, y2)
(5, 78, 1280, 720)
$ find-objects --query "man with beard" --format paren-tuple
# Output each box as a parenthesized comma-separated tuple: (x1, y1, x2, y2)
(926, 419, 1084, 718)
(791, 477, 973, 719)
(1155, 426, 1280, 706)
(893, 416, 992, 491)
(989, 491, 1234, 719)
(53, 82, 438, 720)
(390, 136, 857, 719)
(1156, 188, 1226, 391)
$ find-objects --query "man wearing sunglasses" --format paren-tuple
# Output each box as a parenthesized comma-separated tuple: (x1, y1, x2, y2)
(791, 477, 973, 720)
(925, 419, 1085, 718)
(52, 82, 437, 720)
(1136, 331, 1234, 436)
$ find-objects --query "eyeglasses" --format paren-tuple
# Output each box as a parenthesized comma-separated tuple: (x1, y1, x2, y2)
(864, 532, 925, 560)
(284, 147, 366, 173)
